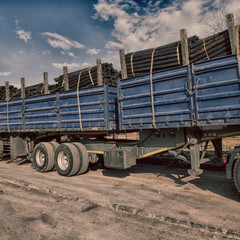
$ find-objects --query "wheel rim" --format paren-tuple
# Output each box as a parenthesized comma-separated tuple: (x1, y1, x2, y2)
(35, 149, 45, 167)
(57, 150, 69, 171)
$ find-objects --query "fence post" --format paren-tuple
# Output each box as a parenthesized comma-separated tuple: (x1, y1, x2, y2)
(119, 49, 128, 79)
(43, 72, 49, 94)
(5, 81, 10, 101)
(96, 59, 103, 85)
(21, 77, 25, 98)
(226, 13, 237, 54)
(180, 29, 189, 65)
(63, 66, 69, 91)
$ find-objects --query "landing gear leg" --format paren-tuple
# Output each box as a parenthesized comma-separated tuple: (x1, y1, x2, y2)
(188, 138, 203, 177)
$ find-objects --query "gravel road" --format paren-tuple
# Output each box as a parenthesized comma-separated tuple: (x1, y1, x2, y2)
(0, 158, 239, 240)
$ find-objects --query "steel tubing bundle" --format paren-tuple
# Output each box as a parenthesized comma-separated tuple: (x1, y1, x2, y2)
(125, 28, 240, 78)
(54, 63, 121, 92)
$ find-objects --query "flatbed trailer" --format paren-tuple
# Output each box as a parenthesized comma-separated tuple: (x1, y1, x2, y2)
(0, 54, 240, 192)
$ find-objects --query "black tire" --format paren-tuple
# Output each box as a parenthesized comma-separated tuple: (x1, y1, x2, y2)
(49, 142, 59, 171)
(72, 142, 89, 174)
(55, 143, 81, 177)
(33, 142, 55, 172)
(233, 158, 240, 192)
(49, 141, 59, 151)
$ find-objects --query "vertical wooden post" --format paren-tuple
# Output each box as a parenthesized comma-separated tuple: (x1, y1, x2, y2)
(235, 24, 240, 76)
(226, 13, 237, 54)
(96, 59, 103, 85)
(21, 77, 25, 98)
(43, 72, 49, 94)
(5, 81, 10, 101)
(63, 66, 69, 91)
(180, 29, 189, 65)
(119, 49, 128, 79)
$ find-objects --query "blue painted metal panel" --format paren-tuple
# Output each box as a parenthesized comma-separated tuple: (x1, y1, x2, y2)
(118, 54, 240, 130)
(0, 99, 23, 131)
(118, 66, 193, 130)
(193, 55, 240, 126)
(0, 85, 117, 132)
(24, 94, 57, 130)
(1, 54, 239, 133)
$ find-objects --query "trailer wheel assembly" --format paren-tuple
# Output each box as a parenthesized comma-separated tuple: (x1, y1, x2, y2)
(233, 158, 240, 192)
(72, 142, 89, 174)
(33, 142, 56, 172)
(55, 143, 81, 177)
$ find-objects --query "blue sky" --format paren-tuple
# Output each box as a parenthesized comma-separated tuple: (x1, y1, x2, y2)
(0, 0, 240, 86)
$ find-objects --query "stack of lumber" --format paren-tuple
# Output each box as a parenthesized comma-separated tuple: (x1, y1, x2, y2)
(0, 85, 19, 101)
(189, 29, 232, 63)
(125, 28, 240, 78)
(54, 63, 121, 92)
(0, 63, 121, 101)
(125, 36, 198, 78)
(25, 83, 44, 98)
(0, 84, 46, 101)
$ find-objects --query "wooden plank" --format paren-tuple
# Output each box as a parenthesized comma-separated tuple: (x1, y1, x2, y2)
(21, 78, 25, 98)
(180, 29, 189, 65)
(5, 81, 10, 100)
(119, 49, 128, 79)
(63, 66, 69, 91)
(43, 72, 49, 94)
(96, 59, 103, 85)
(226, 13, 237, 54)
(235, 24, 240, 76)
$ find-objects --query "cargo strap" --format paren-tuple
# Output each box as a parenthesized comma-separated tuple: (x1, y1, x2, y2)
(176, 42, 181, 64)
(88, 67, 94, 85)
(150, 47, 157, 129)
(203, 38, 210, 60)
(130, 52, 136, 76)
(76, 66, 95, 130)
(77, 70, 84, 131)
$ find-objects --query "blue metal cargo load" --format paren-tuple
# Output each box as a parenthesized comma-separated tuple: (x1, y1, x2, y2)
(0, 85, 117, 132)
(117, 54, 240, 130)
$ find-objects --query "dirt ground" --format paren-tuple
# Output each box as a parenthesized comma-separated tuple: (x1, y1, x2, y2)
(0, 156, 240, 240)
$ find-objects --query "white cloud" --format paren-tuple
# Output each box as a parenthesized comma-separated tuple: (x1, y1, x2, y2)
(68, 52, 75, 57)
(86, 48, 101, 55)
(82, 62, 91, 67)
(42, 32, 85, 51)
(104, 41, 123, 50)
(0, 71, 12, 77)
(52, 62, 90, 70)
(93, 0, 240, 54)
(60, 51, 76, 57)
(16, 29, 32, 43)
(15, 20, 31, 43)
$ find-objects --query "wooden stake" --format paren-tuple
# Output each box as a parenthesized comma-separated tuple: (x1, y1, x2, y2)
(226, 13, 237, 54)
(96, 59, 103, 85)
(5, 81, 9, 101)
(21, 77, 25, 98)
(63, 66, 69, 91)
(119, 49, 128, 79)
(235, 24, 240, 76)
(43, 72, 49, 94)
(180, 29, 189, 65)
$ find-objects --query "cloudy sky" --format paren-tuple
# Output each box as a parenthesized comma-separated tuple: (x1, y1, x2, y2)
(0, 0, 240, 87)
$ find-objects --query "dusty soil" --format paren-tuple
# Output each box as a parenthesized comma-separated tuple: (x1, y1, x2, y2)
(0, 157, 240, 240)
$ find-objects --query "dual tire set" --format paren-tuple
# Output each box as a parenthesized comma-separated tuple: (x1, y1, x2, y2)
(33, 142, 89, 176)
